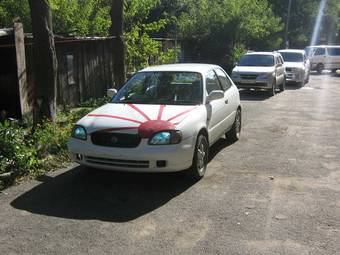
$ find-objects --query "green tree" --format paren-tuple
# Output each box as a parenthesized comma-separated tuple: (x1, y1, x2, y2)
(0, 0, 31, 30)
(178, 0, 282, 71)
(123, 0, 175, 72)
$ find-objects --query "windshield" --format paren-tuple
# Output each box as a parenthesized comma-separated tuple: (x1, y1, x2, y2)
(238, 55, 274, 67)
(305, 47, 314, 56)
(112, 71, 203, 105)
(280, 52, 303, 62)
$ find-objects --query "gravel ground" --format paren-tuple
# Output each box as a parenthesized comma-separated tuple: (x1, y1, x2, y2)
(1, 73, 340, 255)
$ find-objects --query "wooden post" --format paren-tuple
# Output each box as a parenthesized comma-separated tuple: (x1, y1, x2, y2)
(13, 21, 30, 117)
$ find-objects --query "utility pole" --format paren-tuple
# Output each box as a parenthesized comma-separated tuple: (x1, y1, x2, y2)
(284, 0, 292, 49)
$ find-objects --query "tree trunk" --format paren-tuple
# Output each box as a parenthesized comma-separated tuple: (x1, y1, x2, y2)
(28, 0, 58, 124)
(110, 0, 126, 88)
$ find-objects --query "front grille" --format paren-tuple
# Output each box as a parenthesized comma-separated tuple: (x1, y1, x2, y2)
(286, 68, 292, 72)
(85, 156, 150, 168)
(240, 74, 258, 79)
(236, 82, 265, 87)
(91, 132, 141, 148)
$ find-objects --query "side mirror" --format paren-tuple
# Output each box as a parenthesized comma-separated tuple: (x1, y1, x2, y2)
(107, 88, 117, 98)
(206, 90, 224, 103)
(234, 61, 238, 66)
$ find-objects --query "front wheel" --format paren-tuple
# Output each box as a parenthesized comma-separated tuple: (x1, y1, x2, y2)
(305, 72, 310, 84)
(316, 64, 324, 74)
(187, 134, 209, 180)
(226, 108, 241, 142)
(269, 79, 276, 96)
(279, 78, 286, 92)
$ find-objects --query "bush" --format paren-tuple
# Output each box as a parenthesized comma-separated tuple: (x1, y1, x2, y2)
(0, 121, 39, 175)
(0, 96, 109, 190)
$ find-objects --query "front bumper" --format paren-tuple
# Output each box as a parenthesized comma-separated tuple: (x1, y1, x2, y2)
(286, 72, 304, 82)
(232, 78, 272, 89)
(68, 136, 196, 172)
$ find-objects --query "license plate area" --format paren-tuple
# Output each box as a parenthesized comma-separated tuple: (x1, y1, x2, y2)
(241, 79, 256, 84)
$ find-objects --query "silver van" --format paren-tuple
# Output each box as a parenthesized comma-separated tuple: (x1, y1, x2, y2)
(306, 45, 340, 74)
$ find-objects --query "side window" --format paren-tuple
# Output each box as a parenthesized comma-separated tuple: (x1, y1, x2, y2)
(206, 70, 222, 94)
(280, 56, 284, 64)
(314, 48, 325, 56)
(215, 68, 232, 91)
(328, 48, 340, 56)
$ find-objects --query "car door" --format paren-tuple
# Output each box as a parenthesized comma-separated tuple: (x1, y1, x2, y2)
(312, 47, 326, 67)
(275, 56, 285, 85)
(205, 70, 227, 144)
(214, 68, 236, 129)
(303, 53, 310, 77)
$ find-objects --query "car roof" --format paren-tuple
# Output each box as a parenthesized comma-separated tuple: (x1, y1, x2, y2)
(140, 63, 221, 74)
(278, 49, 305, 54)
(306, 45, 340, 48)
(244, 52, 276, 56)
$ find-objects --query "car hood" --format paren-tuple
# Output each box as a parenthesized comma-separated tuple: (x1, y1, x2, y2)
(284, 62, 304, 69)
(77, 103, 200, 135)
(233, 66, 275, 73)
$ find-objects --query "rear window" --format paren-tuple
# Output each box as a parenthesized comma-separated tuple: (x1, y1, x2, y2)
(328, 48, 340, 56)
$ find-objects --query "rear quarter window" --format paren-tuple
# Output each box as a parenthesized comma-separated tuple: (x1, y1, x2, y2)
(328, 48, 340, 56)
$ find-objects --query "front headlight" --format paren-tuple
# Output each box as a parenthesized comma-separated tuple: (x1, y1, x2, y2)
(149, 131, 182, 145)
(72, 125, 87, 140)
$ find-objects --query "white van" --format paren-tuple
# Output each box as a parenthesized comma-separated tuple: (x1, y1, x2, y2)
(306, 45, 340, 74)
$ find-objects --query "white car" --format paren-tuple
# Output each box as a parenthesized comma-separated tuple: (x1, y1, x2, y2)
(68, 64, 241, 179)
(278, 49, 310, 86)
(306, 45, 340, 74)
(231, 52, 286, 96)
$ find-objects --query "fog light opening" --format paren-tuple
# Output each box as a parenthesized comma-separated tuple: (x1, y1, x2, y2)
(156, 160, 167, 168)
(76, 154, 83, 160)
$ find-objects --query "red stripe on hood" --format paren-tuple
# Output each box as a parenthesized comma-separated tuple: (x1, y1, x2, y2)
(127, 104, 151, 121)
(167, 107, 198, 122)
(157, 105, 165, 120)
(87, 114, 143, 124)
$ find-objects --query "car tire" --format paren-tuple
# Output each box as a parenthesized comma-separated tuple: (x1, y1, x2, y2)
(298, 79, 305, 87)
(188, 134, 209, 180)
(269, 79, 276, 96)
(279, 78, 286, 92)
(316, 64, 324, 74)
(226, 108, 241, 142)
(305, 73, 310, 84)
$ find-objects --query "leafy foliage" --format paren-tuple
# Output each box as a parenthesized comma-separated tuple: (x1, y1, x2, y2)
(0, 0, 31, 30)
(178, 0, 282, 70)
(124, 0, 177, 72)
(0, 97, 109, 190)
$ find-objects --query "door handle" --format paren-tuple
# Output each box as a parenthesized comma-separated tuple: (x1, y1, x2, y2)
(225, 99, 229, 104)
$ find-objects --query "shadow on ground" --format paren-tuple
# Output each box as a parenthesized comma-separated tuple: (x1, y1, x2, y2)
(11, 139, 232, 222)
(208, 138, 234, 162)
(239, 89, 271, 101)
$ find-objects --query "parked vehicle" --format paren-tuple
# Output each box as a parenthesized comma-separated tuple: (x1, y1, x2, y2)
(306, 45, 340, 74)
(231, 52, 286, 96)
(278, 49, 310, 86)
(68, 64, 241, 179)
